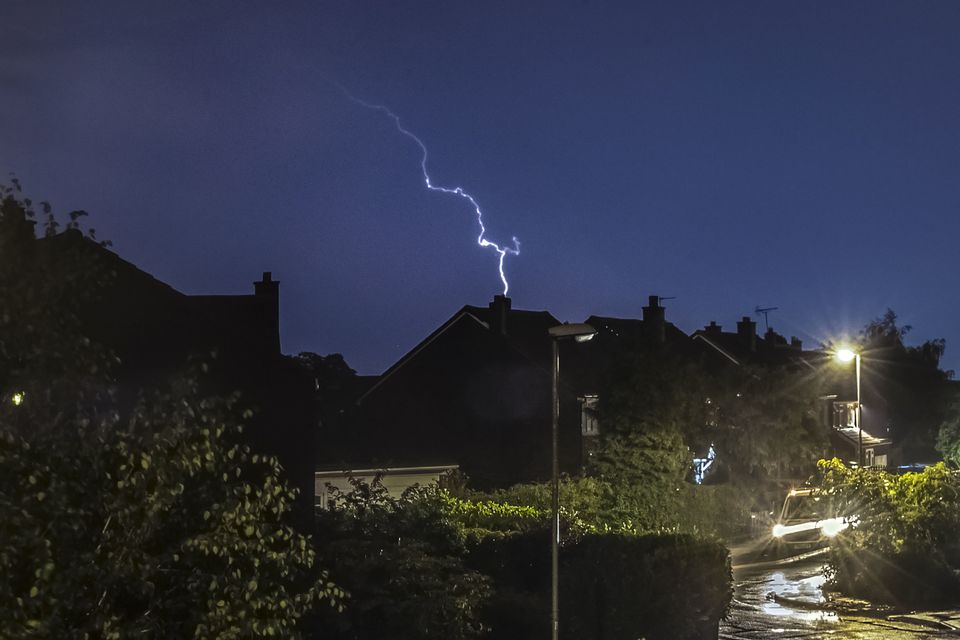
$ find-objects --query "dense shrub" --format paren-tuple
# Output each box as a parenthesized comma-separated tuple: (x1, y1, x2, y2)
(467, 529, 732, 640)
(563, 534, 731, 640)
(678, 484, 754, 539)
(308, 482, 491, 640)
(817, 458, 960, 606)
(482, 475, 755, 539)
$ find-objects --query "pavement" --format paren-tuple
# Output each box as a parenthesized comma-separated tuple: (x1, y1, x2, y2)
(725, 535, 960, 634)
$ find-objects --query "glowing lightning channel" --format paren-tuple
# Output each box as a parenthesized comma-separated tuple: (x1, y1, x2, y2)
(339, 89, 520, 295)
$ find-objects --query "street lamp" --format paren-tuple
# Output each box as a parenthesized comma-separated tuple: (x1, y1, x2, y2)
(547, 323, 596, 640)
(835, 348, 862, 467)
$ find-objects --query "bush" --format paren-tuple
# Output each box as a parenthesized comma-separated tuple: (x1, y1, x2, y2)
(678, 484, 754, 539)
(817, 458, 960, 606)
(0, 376, 338, 639)
(308, 481, 491, 640)
(466, 530, 732, 640)
(563, 534, 731, 640)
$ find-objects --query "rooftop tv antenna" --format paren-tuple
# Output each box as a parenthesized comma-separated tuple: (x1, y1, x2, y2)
(754, 305, 778, 332)
(656, 296, 676, 305)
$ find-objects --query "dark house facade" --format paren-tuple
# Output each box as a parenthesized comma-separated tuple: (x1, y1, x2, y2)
(39, 230, 318, 515)
(335, 295, 588, 489)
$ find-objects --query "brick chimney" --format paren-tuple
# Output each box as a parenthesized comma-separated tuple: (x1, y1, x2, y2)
(642, 295, 666, 343)
(736, 316, 757, 352)
(764, 327, 787, 347)
(254, 271, 280, 354)
(488, 295, 511, 335)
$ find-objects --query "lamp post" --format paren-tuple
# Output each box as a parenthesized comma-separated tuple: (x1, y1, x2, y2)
(547, 323, 596, 640)
(836, 348, 862, 467)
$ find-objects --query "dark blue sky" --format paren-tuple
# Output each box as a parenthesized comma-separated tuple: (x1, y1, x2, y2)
(3, 1, 959, 374)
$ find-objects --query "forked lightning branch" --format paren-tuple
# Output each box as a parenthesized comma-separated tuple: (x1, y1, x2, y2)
(341, 88, 520, 295)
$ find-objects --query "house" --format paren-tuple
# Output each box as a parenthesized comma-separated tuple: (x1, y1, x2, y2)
(826, 396, 893, 468)
(328, 295, 589, 489)
(692, 315, 894, 469)
(36, 229, 318, 516)
(690, 316, 812, 371)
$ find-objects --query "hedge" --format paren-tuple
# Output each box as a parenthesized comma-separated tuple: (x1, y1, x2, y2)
(468, 531, 732, 640)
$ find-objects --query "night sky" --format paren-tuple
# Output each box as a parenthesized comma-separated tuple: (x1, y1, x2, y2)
(4, 1, 960, 375)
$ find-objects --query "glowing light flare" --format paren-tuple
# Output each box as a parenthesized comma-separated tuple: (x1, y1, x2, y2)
(836, 348, 857, 363)
(771, 516, 851, 539)
(339, 89, 520, 295)
(11, 392, 25, 406)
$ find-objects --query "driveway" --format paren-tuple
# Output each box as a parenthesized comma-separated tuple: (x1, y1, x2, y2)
(721, 555, 950, 639)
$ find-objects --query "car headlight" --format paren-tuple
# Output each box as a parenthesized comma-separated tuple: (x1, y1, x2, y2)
(819, 518, 846, 537)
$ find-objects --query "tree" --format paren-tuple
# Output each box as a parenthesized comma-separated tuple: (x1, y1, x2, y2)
(586, 341, 710, 530)
(848, 310, 953, 458)
(936, 396, 960, 467)
(0, 183, 339, 638)
(709, 364, 827, 483)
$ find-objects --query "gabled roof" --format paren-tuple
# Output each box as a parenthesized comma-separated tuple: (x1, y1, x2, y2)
(690, 324, 819, 370)
(463, 303, 558, 361)
(38, 229, 184, 300)
(691, 333, 741, 365)
(357, 297, 560, 402)
(37, 229, 280, 365)
(586, 315, 691, 348)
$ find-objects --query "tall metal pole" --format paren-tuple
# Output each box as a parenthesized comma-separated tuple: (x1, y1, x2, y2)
(856, 354, 862, 467)
(551, 337, 560, 640)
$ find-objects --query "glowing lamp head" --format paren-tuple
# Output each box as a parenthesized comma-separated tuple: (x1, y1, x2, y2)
(772, 524, 786, 538)
(11, 392, 25, 406)
(836, 348, 857, 363)
(548, 323, 597, 342)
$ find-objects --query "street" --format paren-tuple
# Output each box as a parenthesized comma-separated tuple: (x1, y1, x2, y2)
(721, 556, 947, 639)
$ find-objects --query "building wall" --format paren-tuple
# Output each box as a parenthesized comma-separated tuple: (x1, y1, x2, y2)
(314, 466, 457, 510)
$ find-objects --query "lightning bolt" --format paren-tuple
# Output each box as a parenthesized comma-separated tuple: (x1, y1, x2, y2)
(337, 87, 520, 295)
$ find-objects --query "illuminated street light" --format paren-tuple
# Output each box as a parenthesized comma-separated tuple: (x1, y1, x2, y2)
(547, 323, 596, 640)
(835, 347, 862, 467)
(11, 392, 25, 406)
(836, 348, 856, 363)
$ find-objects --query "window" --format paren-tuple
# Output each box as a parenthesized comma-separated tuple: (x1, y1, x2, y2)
(579, 395, 600, 437)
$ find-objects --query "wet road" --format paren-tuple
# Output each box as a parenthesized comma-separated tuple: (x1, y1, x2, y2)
(720, 557, 946, 639)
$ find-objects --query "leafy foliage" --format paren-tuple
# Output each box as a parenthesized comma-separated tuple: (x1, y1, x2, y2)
(588, 337, 825, 532)
(586, 342, 708, 530)
(816, 458, 960, 605)
(831, 310, 955, 459)
(561, 534, 731, 640)
(0, 378, 340, 638)
(485, 476, 629, 533)
(0, 182, 338, 638)
(467, 529, 732, 640)
(936, 395, 960, 467)
(310, 480, 491, 640)
(708, 365, 827, 482)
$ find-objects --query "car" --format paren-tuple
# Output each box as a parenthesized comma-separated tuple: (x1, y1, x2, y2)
(771, 488, 851, 551)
